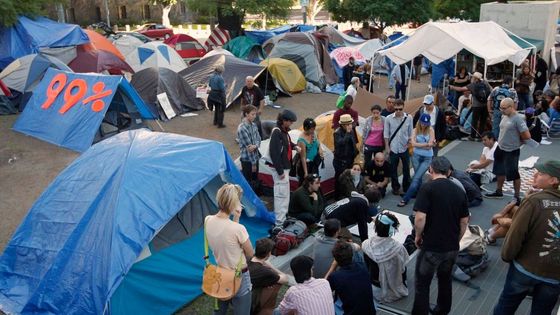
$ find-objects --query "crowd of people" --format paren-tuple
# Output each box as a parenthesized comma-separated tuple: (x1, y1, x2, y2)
(202, 61, 560, 315)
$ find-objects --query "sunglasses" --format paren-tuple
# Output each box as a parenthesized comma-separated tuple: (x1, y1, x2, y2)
(394, 108, 404, 111)
(499, 106, 511, 110)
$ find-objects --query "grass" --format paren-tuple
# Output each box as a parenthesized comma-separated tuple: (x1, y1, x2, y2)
(174, 285, 289, 314)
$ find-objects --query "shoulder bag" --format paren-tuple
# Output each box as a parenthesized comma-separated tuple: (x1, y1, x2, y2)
(201, 219, 243, 300)
(388, 116, 408, 146)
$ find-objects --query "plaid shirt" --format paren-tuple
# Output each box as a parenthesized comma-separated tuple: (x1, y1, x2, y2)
(237, 120, 261, 165)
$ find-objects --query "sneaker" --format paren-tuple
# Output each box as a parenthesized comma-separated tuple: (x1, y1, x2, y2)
(484, 191, 504, 199)
(512, 196, 521, 206)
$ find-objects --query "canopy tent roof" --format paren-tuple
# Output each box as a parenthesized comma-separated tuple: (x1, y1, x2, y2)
(378, 21, 531, 66)
(507, 34, 543, 52)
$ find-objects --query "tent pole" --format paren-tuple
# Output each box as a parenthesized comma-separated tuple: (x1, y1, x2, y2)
(406, 63, 412, 100)
(512, 62, 516, 89)
(369, 53, 375, 92)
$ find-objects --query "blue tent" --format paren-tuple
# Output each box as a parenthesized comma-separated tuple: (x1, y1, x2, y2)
(245, 24, 316, 44)
(13, 68, 155, 152)
(0, 129, 275, 315)
(0, 16, 89, 69)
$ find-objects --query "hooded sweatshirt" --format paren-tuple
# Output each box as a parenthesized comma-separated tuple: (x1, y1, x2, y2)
(362, 235, 409, 303)
(501, 189, 560, 280)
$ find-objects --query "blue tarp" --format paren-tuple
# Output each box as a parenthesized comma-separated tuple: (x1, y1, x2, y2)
(430, 57, 456, 90)
(0, 129, 274, 315)
(245, 24, 315, 44)
(13, 68, 155, 152)
(0, 16, 89, 69)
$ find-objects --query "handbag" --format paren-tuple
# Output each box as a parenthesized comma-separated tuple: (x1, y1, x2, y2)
(202, 220, 243, 300)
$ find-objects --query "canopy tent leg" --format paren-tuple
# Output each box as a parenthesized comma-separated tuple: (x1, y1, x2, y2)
(483, 61, 488, 80)
(406, 62, 413, 100)
(512, 62, 516, 89)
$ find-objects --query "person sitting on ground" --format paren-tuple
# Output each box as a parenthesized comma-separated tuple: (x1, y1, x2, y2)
(337, 163, 367, 199)
(466, 131, 497, 187)
(456, 90, 472, 116)
(326, 241, 376, 315)
(484, 200, 519, 245)
(459, 98, 473, 135)
(323, 188, 381, 241)
(365, 152, 391, 197)
(362, 211, 409, 303)
(276, 256, 335, 315)
(288, 174, 325, 227)
(249, 238, 289, 315)
(450, 166, 483, 208)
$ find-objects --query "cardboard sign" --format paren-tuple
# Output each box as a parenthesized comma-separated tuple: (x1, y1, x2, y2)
(157, 92, 176, 120)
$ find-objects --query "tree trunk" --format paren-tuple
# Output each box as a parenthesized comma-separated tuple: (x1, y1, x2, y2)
(308, 0, 323, 25)
(161, 5, 173, 27)
(56, 3, 65, 23)
(262, 13, 266, 29)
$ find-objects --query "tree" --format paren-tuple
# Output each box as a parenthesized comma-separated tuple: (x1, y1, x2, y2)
(0, 0, 57, 27)
(151, 0, 178, 27)
(325, 0, 434, 32)
(306, 0, 325, 25)
(433, 0, 492, 21)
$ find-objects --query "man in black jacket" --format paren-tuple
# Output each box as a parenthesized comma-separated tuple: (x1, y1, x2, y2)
(333, 114, 358, 198)
(269, 109, 297, 226)
(413, 94, 446, 156)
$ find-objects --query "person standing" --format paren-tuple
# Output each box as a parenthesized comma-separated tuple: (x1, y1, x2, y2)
(240, 76, 265, 137)
(534, 51, 548, 93)
(398, 114, 434, 207)
(346, 77, 360, 99)
(363, 104, 385, 168)
(237, 105, 261, 188)
(297, 118, 323, 182)
(381, 95, 396, 117)
(384, 99, 413, 195)
(205, 184, 255, 315)
(515, 65, 534, 110)
(493, 160, 560, 315)
(332, 95, 359, 131)
(343, 57, 356, 90)
(412, 157, 470, 315)
(450, 72, 492, 140)
(333, 114, 358, 195)
(413, 95, 446, 156)
(485, 98, 531, 204)
(208, 65, 227, 128)
(413, 55, 423, 81)
(268, 109, 298, 226)
(392, 63, 410, 100)
(487, 76, 517, 139)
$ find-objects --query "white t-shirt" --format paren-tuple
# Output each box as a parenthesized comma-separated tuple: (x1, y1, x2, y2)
(205, 215, 249, 270)
(346, 84, 357, 99)
(482, 142, 497, 172)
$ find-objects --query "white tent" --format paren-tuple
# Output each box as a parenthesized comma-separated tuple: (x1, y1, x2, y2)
(201, 47, 234, 60)
(125, 42, 187, 73)
(355, 39, 385, 60)
(378, 21, 530, 66)
(113, 35, 144, 58)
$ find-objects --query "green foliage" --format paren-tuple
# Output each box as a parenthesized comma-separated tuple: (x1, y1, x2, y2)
(185, 0, 291, 23)
(0, 0, 58, 27)
(325, 0, 433, 31)
(433, 0, 492, 21)
(150, 0, 178, 7)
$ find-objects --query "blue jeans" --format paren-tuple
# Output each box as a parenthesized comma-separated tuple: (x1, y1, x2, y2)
(390, 151, 411, 193)
(396, 82, 407, 100)
(518, 93, 530, 111)
(412, 250, 458, 315)
(215, 271, 252, 315)
(402, 154, 432, 203)
(492, 110, 502, 140)
(493, 264, 560, 315)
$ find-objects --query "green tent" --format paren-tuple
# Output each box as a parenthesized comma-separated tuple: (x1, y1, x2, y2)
(507, 34, 542, 52)
(224, 36, 265, 62)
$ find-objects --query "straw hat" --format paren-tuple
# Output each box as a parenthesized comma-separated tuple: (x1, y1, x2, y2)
(339, 114, 354, 125)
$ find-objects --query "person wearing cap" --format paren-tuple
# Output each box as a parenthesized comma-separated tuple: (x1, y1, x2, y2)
(398, 113, 435, 207)
(412, 157, 470, 315)
(450, 72, 492, 140)
(207, 65, 227, 128)
(269, 109, 298, 226)
(277, 255, 335, 315)
(384, 98, 413, 196)
(333, 114, 359, 197)
(332, 95, 359, 130)
(413, 94, 446, 156)
(288, 174, 325, 226)
(484, 98, 531, 202)
(493, 160, 560, 315)
(362, 211, 409, 303)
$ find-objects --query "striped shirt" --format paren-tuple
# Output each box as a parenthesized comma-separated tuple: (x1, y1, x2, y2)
(237, 120, 261, 165)
(278, 278, 334, 315)
(384, 113, 413, 154)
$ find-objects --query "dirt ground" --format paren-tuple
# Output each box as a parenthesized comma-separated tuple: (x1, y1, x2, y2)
(0, 75, 431, 251)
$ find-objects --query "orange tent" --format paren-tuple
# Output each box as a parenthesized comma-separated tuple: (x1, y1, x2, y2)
(83, 30, 126, 61)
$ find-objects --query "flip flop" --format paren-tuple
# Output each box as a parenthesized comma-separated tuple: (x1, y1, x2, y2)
(397, 200, 407, 207)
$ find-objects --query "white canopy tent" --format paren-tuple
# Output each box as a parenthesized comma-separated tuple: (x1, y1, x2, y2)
(378, 21, 531, 67)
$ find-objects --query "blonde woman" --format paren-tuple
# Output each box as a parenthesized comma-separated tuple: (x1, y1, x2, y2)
(398, 114, 435, 207)
(205, 184, 254, 314)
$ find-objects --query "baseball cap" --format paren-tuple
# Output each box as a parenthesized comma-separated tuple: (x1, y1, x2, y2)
(423, 94, 434, 105)
(535, 160, 560, 180)
(525, 107, 535, 115)
(419, 113, 431, 125)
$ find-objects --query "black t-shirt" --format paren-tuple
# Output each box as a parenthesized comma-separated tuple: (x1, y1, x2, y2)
(328, 263, 376, 315)
(413, 178, 470, 252)
(381, 108, 394, 117)
(366, 161, 391, 183)
(241, 86, 264, 107)
(248, 261, 279, 288)
(324, 197, 372, 241)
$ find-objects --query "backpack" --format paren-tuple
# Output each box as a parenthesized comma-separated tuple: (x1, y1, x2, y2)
(456, 252, 489, 277)
(473, 82, 490, 103)
(455, 225, 489, 277)
(336, 92, 347, 109)
(272, 219, 308, 256)
(492, 86, 513, 109)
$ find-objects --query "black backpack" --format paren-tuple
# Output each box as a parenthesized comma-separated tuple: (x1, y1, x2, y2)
(473, 82, 490, 103)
